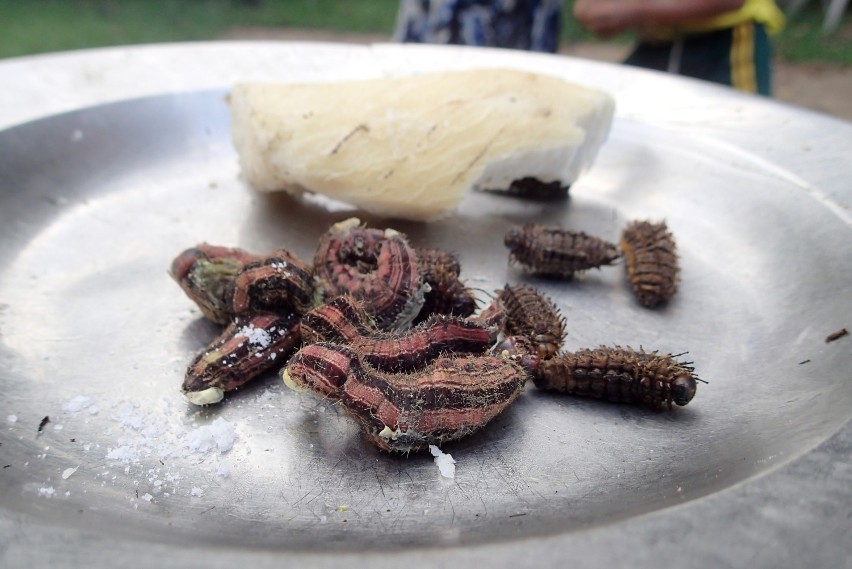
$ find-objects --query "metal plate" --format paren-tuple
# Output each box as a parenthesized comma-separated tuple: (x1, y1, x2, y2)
(1, 80, 851, 564)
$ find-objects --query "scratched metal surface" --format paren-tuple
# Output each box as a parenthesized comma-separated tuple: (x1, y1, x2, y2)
(0, 44, 850, 567)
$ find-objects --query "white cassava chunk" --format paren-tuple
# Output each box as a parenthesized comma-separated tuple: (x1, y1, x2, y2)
(230, 69, 614, 221)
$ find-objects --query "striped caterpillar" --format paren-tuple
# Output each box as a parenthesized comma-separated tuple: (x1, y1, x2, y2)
(534, 346, 698, 410)
(504, 224, 621, 279)
(313, 218, 427, 331)
(182, 312, 302, 405)
(230, 249, 315, 316)
(171, 246, 313, 404)
(283, 342, 527, 453)
(619, 220, 680, 308)
(300, 295, 495, 374)
(169, 244, 260, 324)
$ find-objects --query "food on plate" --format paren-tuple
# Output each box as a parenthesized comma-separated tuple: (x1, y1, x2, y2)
(230, 69, 615, 220)
(505, 223, 622, 279)
(534, 345, 699, 409)
(619, 220, 680, 308)
(182, 312, 302, 405)
(492, 283, 566, 360)
(313, 217, 427, 331)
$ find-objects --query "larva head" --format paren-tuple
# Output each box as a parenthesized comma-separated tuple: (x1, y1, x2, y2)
(503, 226, 524, 251)
(671, 373, 697, 406)
(282, 342, 355, 399)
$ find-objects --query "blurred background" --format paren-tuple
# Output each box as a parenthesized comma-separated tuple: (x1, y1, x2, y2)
(0, 0, 849, 120)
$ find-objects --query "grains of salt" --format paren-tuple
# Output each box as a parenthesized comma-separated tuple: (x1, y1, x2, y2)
(190, 487, 204, 497)
(428, 445, 456, 479)
(5, 414, 16, 423)
(62, 466, 80, 480)
(141, 493, 153, 502)
(63, 395, 93, 413)
(236, 325, 271, 349)
(39, 487, 56, 498)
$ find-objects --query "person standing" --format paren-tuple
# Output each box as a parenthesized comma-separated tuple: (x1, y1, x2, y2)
(394, 0, 564, 53)
(573, 0, 787, 95)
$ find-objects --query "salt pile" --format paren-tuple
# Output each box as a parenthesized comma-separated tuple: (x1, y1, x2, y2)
(429, 445, 456, 479)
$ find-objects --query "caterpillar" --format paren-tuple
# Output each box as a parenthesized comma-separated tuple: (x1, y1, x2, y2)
(169, 244, 259, 324)
(299, 295, 495, 373)
(183, 311, 302, 405)
(504, 224, 621, 279)
(619, 220, 680, 308)
(313, 217, 427, 331)
(496, 284, 566, 360)
(414, 247, 478, 323)
(343, 353, 527, 453)
(230, 249, 315, 316)
(282, 341, 356, 400)
(283, 342, 527, 453)
(534, 346, 698, 410)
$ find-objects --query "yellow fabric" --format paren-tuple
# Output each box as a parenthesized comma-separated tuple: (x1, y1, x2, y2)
(730, 23, 758, 92)
(643, 0, 786, 41)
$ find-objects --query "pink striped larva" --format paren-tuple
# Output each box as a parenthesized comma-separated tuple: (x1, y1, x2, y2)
(313, 218, 427, 331)
(183, 312, 302, 405)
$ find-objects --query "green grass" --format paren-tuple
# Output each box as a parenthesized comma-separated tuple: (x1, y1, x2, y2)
(1, 0, 849, 64)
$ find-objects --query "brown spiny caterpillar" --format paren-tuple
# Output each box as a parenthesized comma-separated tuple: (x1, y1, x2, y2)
(299, 295, 495, 373)
(169, 244, 259, 324)
(534, 346, 698, 410)
(497, 284, 566, 360)
(343, 353, 527, 453)
(313, 217, 427, 331)
(504, 224, 621, 279)
(183, 311, 302, 405)
(619, 220, 679, 308)
(230, 249, 315, 316)
(414, 247, 478, 323)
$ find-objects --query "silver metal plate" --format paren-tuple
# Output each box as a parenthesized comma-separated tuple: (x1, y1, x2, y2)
(1, 87, 850, 562)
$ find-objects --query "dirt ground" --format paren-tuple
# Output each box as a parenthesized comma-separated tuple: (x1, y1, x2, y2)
(222, 27, 852, 122)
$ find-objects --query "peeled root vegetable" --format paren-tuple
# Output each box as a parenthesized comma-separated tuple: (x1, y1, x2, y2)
(230, 68, 615, 221)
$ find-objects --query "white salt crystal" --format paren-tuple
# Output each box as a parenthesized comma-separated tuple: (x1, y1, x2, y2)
(190, 487, 204, 497)
(63, 395, 93, 413)
(62, 466, 80, 480)
(5, 414, 16, 423)
(39, 487, 56, 498)
(53, 424, 64, 431)
(186, 418, 237, 454)
(141, 493, 153, 502)
(217, 461, 231, 479)
(429, 445, 456, 479)
(236, 325, 271, 348)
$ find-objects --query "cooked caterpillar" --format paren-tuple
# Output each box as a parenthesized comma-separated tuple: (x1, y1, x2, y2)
(230, 249, 315, 316)
(343, 353, 527, 453)
(183, 311, 302, 405)
(313, 218, 427, 331)
(414, 247, 478, 323)
(534, 346, 698, 410)
(299, 295, 494, 374)
(497, 284, 566, 360)
(619, 220, 679, 308)
(504, 224, 621, 279)
(169, 244, 259, 324)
